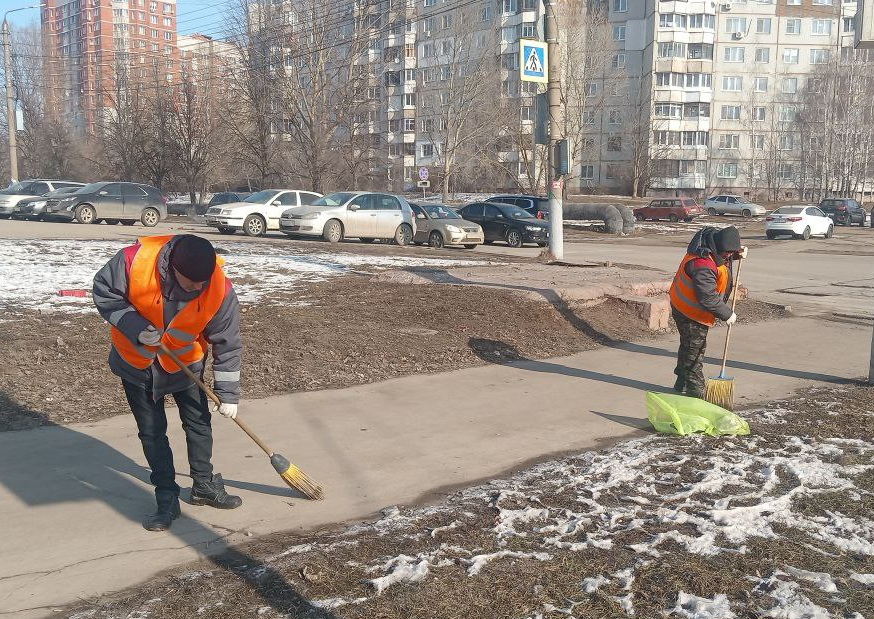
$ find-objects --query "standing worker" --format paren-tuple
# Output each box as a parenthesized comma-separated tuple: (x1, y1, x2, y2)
(93, 234, 243, 531)
(669, 226, 747, 398)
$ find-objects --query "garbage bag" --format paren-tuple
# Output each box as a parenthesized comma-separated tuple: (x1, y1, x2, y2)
(646, 392, 750, 437)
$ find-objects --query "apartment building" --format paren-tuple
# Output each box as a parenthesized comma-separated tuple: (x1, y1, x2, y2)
(42, 0, 180, 133)
(588, 0, 858, 198)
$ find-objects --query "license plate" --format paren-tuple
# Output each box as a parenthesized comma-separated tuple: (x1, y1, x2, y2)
(773, 218, 786, 223)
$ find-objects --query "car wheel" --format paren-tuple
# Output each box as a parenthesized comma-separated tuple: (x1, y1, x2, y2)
(801, 226, 811, 240)
(668, 214, 679, 223)
(766, 231, 776, 240)
(825, 225, 834, 239)
(483, 240, 494, 245)
(463, 244, 477, 249)
(217, 226, 236, 235)
(707, 207, 717, 216)
(105, 219, 119, 225)
(394, 223, 413, 246)
(360, 237, 375, 243)
(121, 219, 136, 226)
(741, 209, 752, 218)
(141, 207, 160, 227)
(243, 213, 266, 237)
(635, 213, 645, 221)
(428, 230, 444, 249)
(75, 204, 96, 224)
(506, 228, 523, 248)
(322, 219, 343, 243)
(536, 242, 547, 247)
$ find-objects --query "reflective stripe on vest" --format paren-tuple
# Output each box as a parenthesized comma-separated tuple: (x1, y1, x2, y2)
(109, 235, 227, 373)
(669, 253, 729, 327)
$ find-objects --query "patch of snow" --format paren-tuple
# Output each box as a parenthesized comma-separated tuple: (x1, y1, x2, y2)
(612, 593, 635, 616)
(428, 520, 462, 538)
(754, 577, 831, 619)
(257, 606, 271, 615)
(669, 592, 735, 619)
(850, 573, 874, 587)
(781, 567, 838, 593)
(366, 555, 430, 595)
(582, 575, 610, 593)
(464, 551, 552, 577)
(309, 597, 368, 610)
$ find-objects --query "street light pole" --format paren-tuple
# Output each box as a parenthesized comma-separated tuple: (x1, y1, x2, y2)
(2, 5, 40, 184)
(543, 0, 563, 260)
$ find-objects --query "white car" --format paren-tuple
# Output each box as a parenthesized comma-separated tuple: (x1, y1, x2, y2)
(765, 205, 834, 240)
(279, 191, 416, 244)
(204, 189, 323, 237)
(704, 195, 767, 218)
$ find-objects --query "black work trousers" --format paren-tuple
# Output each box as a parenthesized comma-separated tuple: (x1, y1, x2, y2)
(672, 308, 710, 398)
(122, 380, 214, 502)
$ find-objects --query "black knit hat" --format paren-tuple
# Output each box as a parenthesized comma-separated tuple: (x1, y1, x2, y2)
(170, 235, 216, 282)
(714, 226, 741, 254)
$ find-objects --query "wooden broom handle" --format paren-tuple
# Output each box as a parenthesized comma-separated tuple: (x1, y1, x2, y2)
(719, 256, 744, 377)
(158, 344, 274, 457)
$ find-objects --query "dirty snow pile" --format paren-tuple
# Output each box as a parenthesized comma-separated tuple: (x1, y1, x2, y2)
(0, 239, 498, 316)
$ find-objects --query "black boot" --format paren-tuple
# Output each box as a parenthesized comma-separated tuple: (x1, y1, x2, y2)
(190, 473, 242, 509)
(143, 494, 181, 531)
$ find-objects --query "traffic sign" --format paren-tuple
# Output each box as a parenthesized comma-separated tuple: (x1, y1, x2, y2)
(520, 40, 548, 83)
(417, 180, 430, 188)
(418, 167, 429, 181)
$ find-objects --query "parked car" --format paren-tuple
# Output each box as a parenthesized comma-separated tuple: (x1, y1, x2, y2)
(46, 182, 167, 226)
(704, 195, 767, 218)
(488, 194, 550, 219)
(204, 189, 322, 236)
(0, 179, 84, 218)
(12, 186, 83, 220)
(279, 191, 416, 244)
(409, 202, 484, 249)
(633, 197, 705, 223)
(457, 201, 549, 248)
(195, 191, 251, 216)
(817, 198, 867, 226)
(765, 205, 834, 240)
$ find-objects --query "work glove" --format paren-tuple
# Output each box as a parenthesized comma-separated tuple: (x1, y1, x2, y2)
(137, 325, 162, 346)
(211, 401, 238, 420)
(725, 313, 737, 326)
(737, 246, 748, 259)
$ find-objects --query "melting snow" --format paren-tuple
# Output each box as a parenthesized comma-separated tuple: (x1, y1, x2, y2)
(366, 555, 430, 595)
(464, 551, 552, 577)
(850, 573, 874, 586)
(669, 592, 735, 619)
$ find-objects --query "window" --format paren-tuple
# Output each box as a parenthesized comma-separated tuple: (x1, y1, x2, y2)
(659, 42, 686, 58)
(782, 77, 797, 93)
(689, 14, 715, 29)
(682, 131, 708, 146)
(581, 165, 595, 180)
(403, 93, 416, 107)
(754, 77, 768, 92)
(780, 105, 797, 122)
(655, 130, 680, 145)
(753, 106, 766, 121)
(752, 134, 765, 150)
(613, 25, 626, 41)
(521, 105, 533, 121)
(612, 52, 626, 68)
(721, 105, 741, 120)
(608, 110, 622, 125)
(779, 135, 794, 150)
(480, 4, 492, 21)
(654, 103, 682, 118)
(425, 0, 435, 5)
(812, 0, 833, 4)
(521, 22, 536, 38)
(718, 134, 740, 149)
(812, 19, 832, 35)
(786, 18, 801, 35)
(421, 144, 434, 157)
(722, 76, 742, 91)
(501, 25, 518, 42)
(613, 0, 627, 12)
(684, 103, 710, 118)
(787, 0, 800, 4)
(149, 14, 157, 23)
(783, 48, 799, 64)
(404, 68, 415, 82)
(717, 163, 738, 178)
(724, 47, 745, 62)
(810, 49, 829, 64)
(163, 31, 171, 40)
(755, 48, 770, 63)
(585, 82, 597, 96)
(150, 28, 158, 37)
(521, 0, 537, 9)
(502, 0, 517, 13)
(687, 43, 713, 59)
(756, 18, 771, 34)
(725, 17, 746, 34)
(583, 110, 596, 125)
(844, 17, 855, 33)
(403, 118, 417, 133)
(423, 17, 435, 34)
(607, 137, 622, 151)
(778, 163, 794, 180)
(660, 14, 687, 29)
(441, 14, 452, 29)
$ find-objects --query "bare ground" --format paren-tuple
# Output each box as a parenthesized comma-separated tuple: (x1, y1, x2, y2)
(0, 275, 784, 431)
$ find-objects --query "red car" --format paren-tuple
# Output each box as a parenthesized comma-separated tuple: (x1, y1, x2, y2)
(633, 197, 705, 223)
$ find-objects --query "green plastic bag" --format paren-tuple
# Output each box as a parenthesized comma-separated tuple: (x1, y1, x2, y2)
(647, 392, 751, 437)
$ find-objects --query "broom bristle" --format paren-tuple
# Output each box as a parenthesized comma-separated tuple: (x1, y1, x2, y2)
(279, 463, 324, 500)
(705, 377, 734, 410)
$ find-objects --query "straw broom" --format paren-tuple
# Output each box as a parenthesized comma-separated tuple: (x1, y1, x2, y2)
(704, 256, 744, 411)
(160, 344, 324, 500)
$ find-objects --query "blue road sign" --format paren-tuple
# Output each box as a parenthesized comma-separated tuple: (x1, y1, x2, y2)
(520, 40, 548, 84)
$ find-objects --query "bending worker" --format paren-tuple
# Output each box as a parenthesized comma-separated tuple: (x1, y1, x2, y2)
(93, 234, 242, 531)
(669, 226, 747, 399)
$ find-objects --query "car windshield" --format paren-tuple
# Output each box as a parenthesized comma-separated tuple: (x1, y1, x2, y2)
(774, 207, 804, 215)
(2, 182, 32, 194)
(311, 192, 355, 206)
(734, 196, 750, 204)
(75, 183, 105, 194)
(244, 190, 279, 203)
(498, 205, 536, 219)
(819, 200, 841, 208)
(423, 204, 460, 219)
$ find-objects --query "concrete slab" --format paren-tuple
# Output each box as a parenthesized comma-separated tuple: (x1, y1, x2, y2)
(0, 316, 866, 617)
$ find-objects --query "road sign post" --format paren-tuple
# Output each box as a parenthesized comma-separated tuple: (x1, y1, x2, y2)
(543, 1, 563, 260)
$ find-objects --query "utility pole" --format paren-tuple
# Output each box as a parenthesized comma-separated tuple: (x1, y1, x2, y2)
(543, 0, 563, 260)
(2, 17, 18, 183)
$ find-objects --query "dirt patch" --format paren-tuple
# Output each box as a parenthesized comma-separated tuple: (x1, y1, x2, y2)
(0, 277, 661, 431)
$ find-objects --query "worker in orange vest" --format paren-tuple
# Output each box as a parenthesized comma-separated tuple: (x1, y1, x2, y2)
(669, 226, 747, 398)
(93, 234, 243, 531)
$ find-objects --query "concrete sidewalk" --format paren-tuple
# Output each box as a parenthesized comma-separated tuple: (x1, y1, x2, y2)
(0, 316, 867, 617)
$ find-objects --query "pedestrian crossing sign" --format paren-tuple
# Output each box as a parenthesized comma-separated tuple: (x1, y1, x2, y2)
(520, 40, 548, 83)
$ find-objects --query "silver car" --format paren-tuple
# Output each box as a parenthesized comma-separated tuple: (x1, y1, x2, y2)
(704, 195, 767, 218)
(0, 179, 84, 218)
(409, 202, 484, 249)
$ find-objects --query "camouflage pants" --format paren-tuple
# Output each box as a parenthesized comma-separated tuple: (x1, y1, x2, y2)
(672, 307, 710, 398)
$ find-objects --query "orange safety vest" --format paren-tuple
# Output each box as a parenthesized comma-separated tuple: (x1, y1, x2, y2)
(110, 235, 227, 373)
(669, 253, 729, 327)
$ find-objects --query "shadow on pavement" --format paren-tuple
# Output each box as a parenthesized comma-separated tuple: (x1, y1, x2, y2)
(0, 390, 334, 618)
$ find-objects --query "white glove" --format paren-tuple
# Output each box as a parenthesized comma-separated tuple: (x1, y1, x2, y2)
(725, 313, 737, 325)
(137, 325, 162, 346)
(211, 402, 238, 419)
(738, 246, 748, 259)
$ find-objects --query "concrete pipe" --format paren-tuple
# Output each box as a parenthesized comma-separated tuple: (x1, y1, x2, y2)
(563, 203, 625, 235)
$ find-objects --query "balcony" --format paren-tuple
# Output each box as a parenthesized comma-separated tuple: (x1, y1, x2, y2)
(650, 175, 707, 190)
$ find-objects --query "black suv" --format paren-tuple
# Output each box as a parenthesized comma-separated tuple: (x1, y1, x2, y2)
(488, 194, 550, 219)
(818, 198, 866, 226)
(457, 201, 549, 248)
